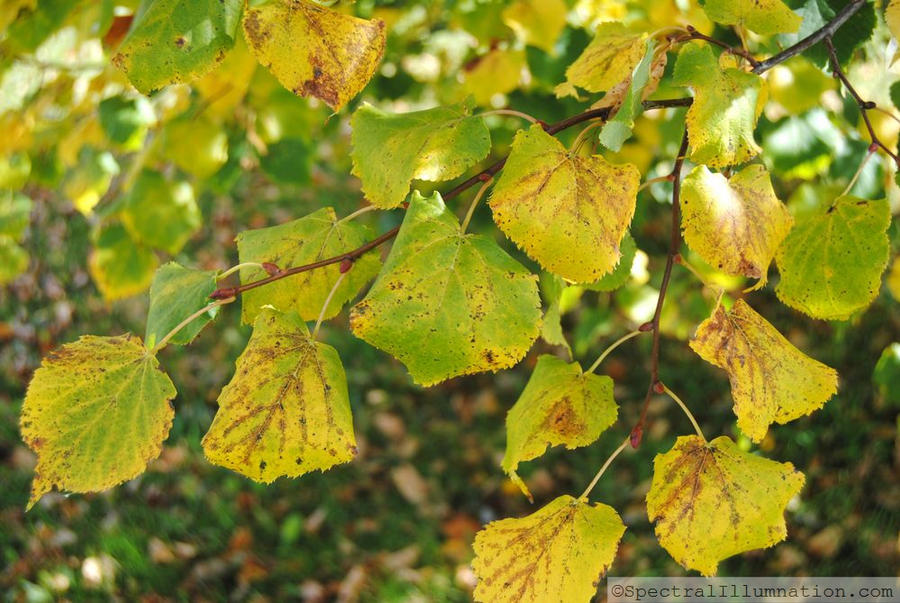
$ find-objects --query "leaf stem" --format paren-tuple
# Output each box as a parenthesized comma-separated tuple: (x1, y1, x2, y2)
(578, 438, 630, 502)
(149, 297, 235, 355)
(480, 109, 539, 124)
(570, 121, 606, 154)
(587, 330, 643, 374)
(662, 384, 707, 444)
(840, 146, 876, 197)
(217, 262, 264, 281)
(683, 26, 759, 68)
(338, 205, 379, 224)
(637, 175, 672, 193)
(460, 176, 494, 234)
(312, 271, 348, 340)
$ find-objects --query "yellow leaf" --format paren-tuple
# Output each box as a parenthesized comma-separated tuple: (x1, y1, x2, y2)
(556, 22, 646, 97)
(702, 0, 801, 35)
(194, 35, 258, 119)
(646, 435, 804, 576)
(472, 495, 625, 602)
(889, 0, 900, 42)
(202, 308, 357, 482)
(502, 355, 617, 499)
(489, 124, 640, 283)
(690, 299, 838, 442)
(242, 0, 386, 111)
(887, 257, 900, 302)
(462, 49, 526, 106)
(681, 164, 792, 284)
(21, 334, 176, 509)
(502, 0, 567, 53)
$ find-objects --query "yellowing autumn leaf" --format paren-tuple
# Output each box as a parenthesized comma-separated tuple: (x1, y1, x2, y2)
(889, 0, 900, 42)
(503, 355, 617, 499)
(21, 334, 176, 509)
(646, 435, 804, 576)
(702, 0, 801, 35)
(502, 0, 567, 53)
(202, 308, 356, 482)
(350, 100, 491, 209)
(775, 196, 891, 320)
(674, 42, 763, 168)
(238, 207, 382, 324)
(461, 49, 526, 106)
(489, 125, 640, 283)
(350, 191, 541, 387)
(472, 495, 625, 602)
(556, 22, 646, 97)
(690, 299, 837, 442)
(242, 0, 386, 110)
(681, 164, 792, 283)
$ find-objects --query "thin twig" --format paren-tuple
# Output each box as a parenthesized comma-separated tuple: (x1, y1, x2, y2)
(683, 26, 760, 68)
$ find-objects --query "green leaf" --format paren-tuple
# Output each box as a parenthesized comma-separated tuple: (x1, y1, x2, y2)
(238, 207, 381, 324)
(350, 100, 491, 209)
(0, 190, 33, 239)
(673, 42, 763, 168)
(582, 232, 636, 292)
(0, 151, 32, 190)
(646, 435, 804, 576)
(874, 343, 900, 406)
(63, 148, 120, 215)
(599, 39, 656, 151)
(5, 0, 74, 53)
(702, 0, 801, 35)
(775, 196, 891, 320)
(681, 164, 793, 284)
(472, 495, 625, 603)
(145, 262, 220, 349)
(242, 0, 386, 110)
(112, 0, 243, 94)
(89, 222, 158, 301)
(502, 355, 617, 498)
(202, 308, 356, 482)
(120, 170, 201, 255)
(690, 299, 838, 442)
(0, 235, 28, 284)
(21, 334, 176, 509)
(890, 81, 900, 115)
(555, 22, 646, 96)
(258, 138, 311, 185)
(350, 191, 541, 387)
(98, 96, 155, 147)
(489, 124, 640, 283)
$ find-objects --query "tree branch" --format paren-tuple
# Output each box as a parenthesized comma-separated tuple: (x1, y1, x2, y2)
(752, 0, 868, 74)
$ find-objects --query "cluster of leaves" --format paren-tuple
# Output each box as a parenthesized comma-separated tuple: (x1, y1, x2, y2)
(5, 0, 900, 599)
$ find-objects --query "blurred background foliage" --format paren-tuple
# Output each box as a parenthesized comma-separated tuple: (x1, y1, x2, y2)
(0, 0, 899, 600)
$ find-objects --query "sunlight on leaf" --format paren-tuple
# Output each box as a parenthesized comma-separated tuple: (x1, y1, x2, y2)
(21, 334, 176, 509)
(556, 22, 646, 97)
(681, 164, 792, 283)
(503, 355, 617, 499)
(702, 0, 801, 35)
(502, 0, 567, 53)
(202, 308, 357, 482)
(646, 435, 804, 576)
(775, 196, 890, 320)
(242, 0, 386, 110)
(472, 495, 625, 602)
(690, 299, 837, 442)
(350, 191, 541, 386)
(351, 100, 491, 209)
(489, 124, 640, 283)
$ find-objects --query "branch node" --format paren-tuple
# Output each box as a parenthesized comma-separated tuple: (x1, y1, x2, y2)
(638, 321, 654, 332)
(210, 288, 236, 300)
(652, 380, 665, 394)
(262, 262, 281, 276)
(339, 258, 354, 274)
(630, 424, 644, 449)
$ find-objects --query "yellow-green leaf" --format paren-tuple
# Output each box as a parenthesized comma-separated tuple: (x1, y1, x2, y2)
(242, 0, 386, 110)
(489, 124, 640, 283)
(472, 495, 625, 603)
(503, 355, 617, 498)
(681, 164, 792, 283)
(775, 196, 891, 320)
(674, 42, 763, 168)
(112, 0, 244, 94)
(350, 101, 491, 209)
(21, 334, 176, 509)
(202, 308, 356, 482)
(502, 0, 567, 53)
(702, 0, 801, 35)
(145, 262, 220, 349)
(238, 207, 381, 324)
(350, 191, 541, 386)
(120, 170, 201, 256)
(889, 0, 900, 42)
(89, 223, 158, 301)
(690, 299, 838, 442)
(0, 235, 28, 284)
(461, 49, 526, 106)
(556, 22, 646, 97)
(646, 435, 804, 576)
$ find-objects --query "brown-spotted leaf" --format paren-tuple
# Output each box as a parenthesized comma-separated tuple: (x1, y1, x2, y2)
(202, 308, 356, 482)
(472, 495, 625, 602)
(689, 299, 837, 442)
(242, 0, 386, 110)
(646, 435, 804, 576)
